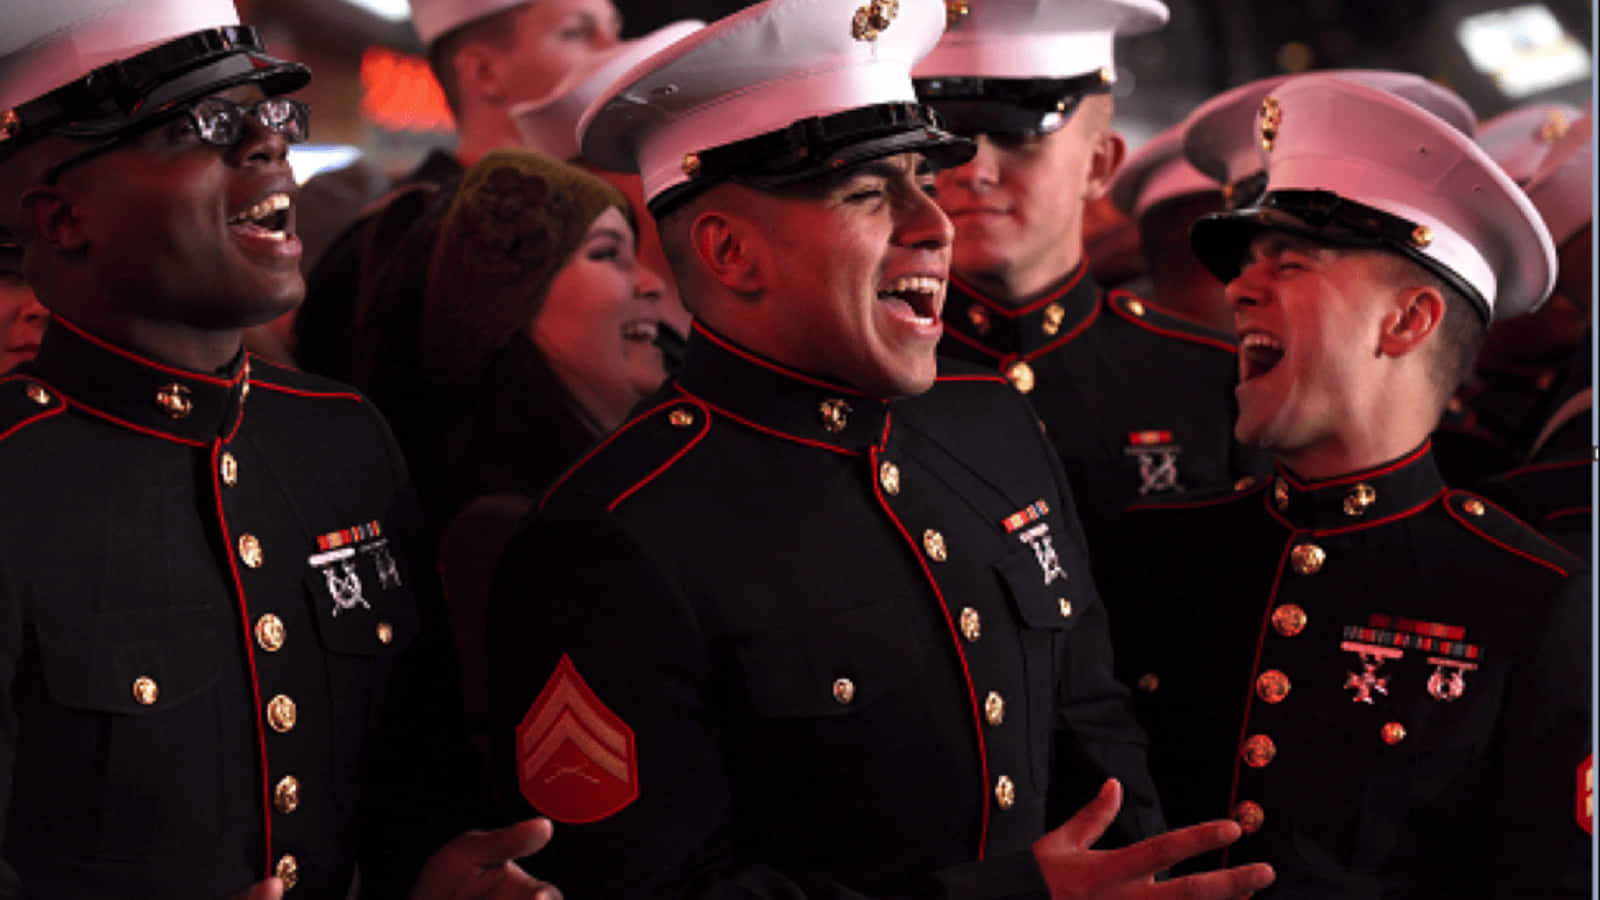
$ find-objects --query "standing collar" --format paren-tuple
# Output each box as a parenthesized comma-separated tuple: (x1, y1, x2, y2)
(675, 322, 890, 455)
(1264, 441, 1447, 534)
(941, 258, 1101, 361)
(29, 317, 249, 446)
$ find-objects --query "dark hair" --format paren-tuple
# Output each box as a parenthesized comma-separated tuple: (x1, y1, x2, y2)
(1377, 252, 1485, 403)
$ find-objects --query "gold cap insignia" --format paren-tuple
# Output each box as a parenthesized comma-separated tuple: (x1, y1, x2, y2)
(1259, 96, 1283, 153)
(1539, 109, 1571, 144)
(0, 109, 19, 142)
(852, 0, 898, 41)
(945, 0, 970, 27)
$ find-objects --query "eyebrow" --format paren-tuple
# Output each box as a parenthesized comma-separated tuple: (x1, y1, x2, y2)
(588, 227, 630, 244)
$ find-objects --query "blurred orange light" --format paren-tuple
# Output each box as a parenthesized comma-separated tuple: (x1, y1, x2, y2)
(360, 46, 456, 133)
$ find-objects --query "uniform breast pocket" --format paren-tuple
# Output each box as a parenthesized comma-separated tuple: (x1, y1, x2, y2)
(995, 544, 1081, 787)
(33, 606, 227, 858)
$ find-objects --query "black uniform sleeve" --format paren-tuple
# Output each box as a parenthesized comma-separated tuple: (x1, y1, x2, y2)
(0, 550, 20, 899)
(488, 509, 1052, 900)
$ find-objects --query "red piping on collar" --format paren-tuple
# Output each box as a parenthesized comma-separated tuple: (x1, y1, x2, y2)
(1105, 290, 1237, 354)
(869, 443, 991, 857)
(1306, 488, 1447, 538)
(935, 372, 1009, 386)
(692, 323, 865, 397)
(878, 411, 893, 451)
(1446, 491, 1571, 578)
(1020, 297, 1101, 362)
(61, 393, 210, 447)
(207, 439, 273, 876)
(608, 405, 711, 513)
(1275, 442, 1432, 492)
(539, 397, 701, 513)
(0, 375, 67, 440)
(1223, 535, 1298, 869)
(675, 384, 861, 458)
(942, 326, 1004, 361)
(952, 260, 1087, 318)
(52, 316, 245, 388)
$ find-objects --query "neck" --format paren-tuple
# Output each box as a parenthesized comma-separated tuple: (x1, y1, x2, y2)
(66, 313, 243, 373)
(1275, 396, 1436, 482)
(452, 113, 523, 170)
(958, 245, 1084, 306)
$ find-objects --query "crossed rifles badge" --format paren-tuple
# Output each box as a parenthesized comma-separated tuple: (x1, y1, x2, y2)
(1001, 500, 1067, 585)
(1124, 430, 1184, 496)
(307, 519, 403, 617)
(1340, 614, 1481, 704)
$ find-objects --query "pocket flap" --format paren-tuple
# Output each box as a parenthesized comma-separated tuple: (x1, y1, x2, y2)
(302, 539, 419, 656)
(734, 603, 916, 718)
(36, 606, 221, 715)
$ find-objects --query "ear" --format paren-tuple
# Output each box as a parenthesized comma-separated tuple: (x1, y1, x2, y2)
(689, 210, 764, 296)
(453, 42, 509, 106)
(1082, 129, 1127, 202)
(1376, 284, 1445, 359)
(19, 184, 88, 254)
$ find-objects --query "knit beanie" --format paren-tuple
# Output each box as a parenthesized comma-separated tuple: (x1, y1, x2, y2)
(420, 148, 630, 386)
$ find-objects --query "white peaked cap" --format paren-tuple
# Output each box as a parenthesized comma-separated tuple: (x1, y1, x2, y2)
(580, 0, 966, 209)
(1191, 75, 1555, 323)
(409, 0, 531, 48)
(512, 20, 704, 161)
(1477, 102, 1585, 185)
(0, 0, 240, 113)
(913, 0, 1168, 80)
(1521, 113, 1592, 247)
(1181, 70, 1477, 188)
(1108, 124, 1216, 221)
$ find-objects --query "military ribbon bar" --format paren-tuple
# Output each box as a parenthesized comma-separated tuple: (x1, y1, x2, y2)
(1367, 614, 1465, 640)
(316, 519, 383, 551)
(1126, 430, 1174, 446)
(1342, 624, 1482, 661)
(1001, 500, 1050, 534)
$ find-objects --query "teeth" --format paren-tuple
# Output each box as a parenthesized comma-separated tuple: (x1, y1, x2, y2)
(230, 193, 291, 226)
(621, 320, 659, 341)
(879, 276, 945, 297)
(1240, 333, 1282, 351)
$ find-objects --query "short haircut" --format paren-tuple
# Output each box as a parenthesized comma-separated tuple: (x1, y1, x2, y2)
(1373, 251, 1486, 403)
(427, 8, 523, 115)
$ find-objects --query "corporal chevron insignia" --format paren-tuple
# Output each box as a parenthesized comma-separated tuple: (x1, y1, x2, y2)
(516, 654, 639, 823)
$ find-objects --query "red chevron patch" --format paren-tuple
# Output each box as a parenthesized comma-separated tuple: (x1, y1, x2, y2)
(516, 655, 639, 823)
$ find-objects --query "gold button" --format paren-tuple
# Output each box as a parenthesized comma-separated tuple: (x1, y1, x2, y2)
(1343, 482, 1376, 517)
(959, 607, 981, 642)
(984, 691, 1005, 726)
(967, 304, 991, 335)
(255, 614, 285, 653)
(1411, 225, 1433, 248)
(154, 382, 193, 419)
(994, 775, 1016, 810)
(922, 529, 947, 562)
(132, 676, 159, 706)
(220, 452, 239, 487)
(239, 379, 250, 402)
(833, 678, 856, 705)
(878, 460, 901, 496)
(1272, 604, 1307, 637)
(668, 408, 695, 428)
(1234, 800, 1265, 834)
(1382, 722, 1407, 745)
(1005, 360, 1035, 394)
(274, 775, 301, 814)
(681, 152, 701, 177)
(1041, 302, 1066, 336)
(376, 621, 394, 645)
(266, 694, 297, 733)
(1463, 498, 1486, 517)
(1256, 669, 1291, 704)
(275, 854, 299, 890)
(1137, 673, 1159, 693)
(24, 382, 51, 406)
(238, 533, 264, 569)
(1290, 542, 1325, 575)
(1058, 597, 1073, 619)
(1126, 298, 1147, 317)
(1273, 478, 1289, 511)
(1234, 476, 1257, 492)
(1242, 734, 1277, 768)
(818, 398, 851, 434)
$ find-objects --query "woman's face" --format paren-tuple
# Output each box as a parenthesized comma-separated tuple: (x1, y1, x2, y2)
(0, 272, 48, 375)
(531, 206, 667, 432)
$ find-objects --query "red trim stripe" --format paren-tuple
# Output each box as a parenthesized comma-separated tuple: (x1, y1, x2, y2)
(1310, 489, 1446, 538)
(1020, 298, 1101, 361)
(1105, 290, 1238, 354)
(250, 381, 364, 403)
(0, 377, 67, 440)
(208, 439, 272, 876)
(934, 373, 1009, 386)
(869, 444, 992, 856)
(1498, 457, 1593, 479)
(539, 398, 706, 513)
(608, 405, 712, 512)
(52, 316, 245, 388)
(62, 395, 209, 447)
(1276, 442, 1432, 492)
(1544, 507, 1591, 522)
(691, 323, 864, 396)
(1445, 491, 1571, 578)
(941, 326, 1004, 361)
(675, 385, 861, 458)
(950, 260, 1087, 318)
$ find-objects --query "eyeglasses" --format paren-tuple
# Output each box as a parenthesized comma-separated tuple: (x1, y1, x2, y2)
(42, 96, 310, 184)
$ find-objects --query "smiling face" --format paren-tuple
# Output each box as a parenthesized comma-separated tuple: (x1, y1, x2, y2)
(935, 95, 1121, 301)
(1230, 232, 1400, 461)
(531, 206, 667, 433)
(46, 83, 303, 331)
(728, 152, 954, 399)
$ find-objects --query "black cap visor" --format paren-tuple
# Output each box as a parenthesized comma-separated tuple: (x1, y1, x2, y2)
(648, 101, 974, 219)
(1190, 189, 1491, 323)
(914, 73, 1111, 139)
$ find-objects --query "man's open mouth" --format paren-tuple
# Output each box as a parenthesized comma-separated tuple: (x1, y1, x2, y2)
(878, 275, 945, 325)
(228, 193, 293, 241)
(622, 319, 659, 344)
(1239, 331, 1285, 382)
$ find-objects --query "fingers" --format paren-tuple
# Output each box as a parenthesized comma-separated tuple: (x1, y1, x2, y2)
(225, 877, 284, 900)
(1047, 779, 1123, 852)
(1099, 820, 1245, 885)
(1137, 863, 1275, 900)
(457, 817, 557, 866)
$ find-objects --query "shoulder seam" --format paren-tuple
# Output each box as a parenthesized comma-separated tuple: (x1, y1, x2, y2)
(1105, 289, 1238, 354)
(1444, 490, 1572, 578)
(249, 379, 366, 403)
(539, 396, 709, 512)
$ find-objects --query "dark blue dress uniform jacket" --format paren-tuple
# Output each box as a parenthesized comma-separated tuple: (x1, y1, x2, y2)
(1096, 443, 1592, 897)
(0, 319, 479, 898)
(488, 323, 1161, 898)
(936, 260, 1268, 551)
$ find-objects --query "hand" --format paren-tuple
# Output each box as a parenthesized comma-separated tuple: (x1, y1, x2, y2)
(1033, 780, 1275, 900)
(225, 877, 284, 900)
(408, 817, 565, 900)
